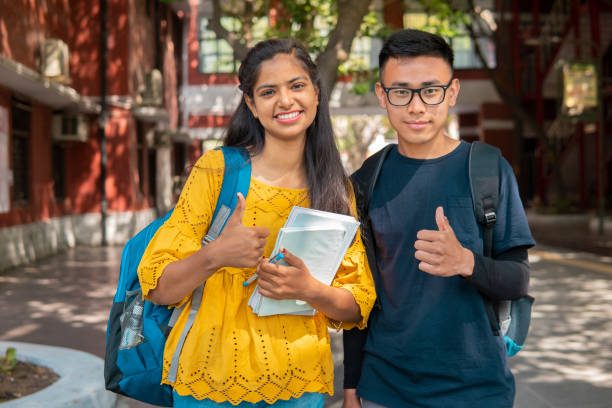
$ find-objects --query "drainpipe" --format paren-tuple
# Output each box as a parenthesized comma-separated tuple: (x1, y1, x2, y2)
(182, 3, 189, 130)
(589, 0, 605, 234)
(99, 0, 108, 246)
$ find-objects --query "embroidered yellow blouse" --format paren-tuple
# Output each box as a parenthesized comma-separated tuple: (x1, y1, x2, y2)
(137, 149, 375, 405)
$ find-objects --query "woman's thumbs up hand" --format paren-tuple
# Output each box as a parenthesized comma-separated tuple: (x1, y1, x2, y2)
(208, 193, 270, 270)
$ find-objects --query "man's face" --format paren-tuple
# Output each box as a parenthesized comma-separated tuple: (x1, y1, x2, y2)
(375, 56, 459, 152)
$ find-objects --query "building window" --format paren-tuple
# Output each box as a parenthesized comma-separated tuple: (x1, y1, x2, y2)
(198, 17, 269, 74)
(173, 142, 187, 177)
(345, 36, 380, 71)
(148, 147, 157, 202)
(52, 143, 65, 200)
(450, 34, 496, 69)
(172, 142, 187, 200)
(11, 98, 31, 204)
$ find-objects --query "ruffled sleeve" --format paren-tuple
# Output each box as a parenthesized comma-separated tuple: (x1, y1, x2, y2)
(328, 199, 376, 331)
(137, 150, 224, 306)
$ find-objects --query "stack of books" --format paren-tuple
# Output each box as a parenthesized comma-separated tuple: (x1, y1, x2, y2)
(248, 206, 360, 316)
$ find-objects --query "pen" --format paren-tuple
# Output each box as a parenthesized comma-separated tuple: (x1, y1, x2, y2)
(243, 252, 285, 286)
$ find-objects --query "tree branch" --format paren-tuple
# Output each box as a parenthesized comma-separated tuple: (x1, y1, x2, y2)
(316, 0, 372, 95)
(209, 0, 249, 61)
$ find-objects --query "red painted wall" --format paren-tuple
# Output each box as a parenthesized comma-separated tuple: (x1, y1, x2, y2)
(70, 0, 102, 96)
(0, 0, 72, 70)
(0, 87, 103, 228)
(188, 114, 231, 128)
(0, 0, 183, 228)
(479, 102, 516, 166)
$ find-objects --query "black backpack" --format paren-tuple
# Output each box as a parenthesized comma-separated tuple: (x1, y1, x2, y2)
(351, 141, 533, 356)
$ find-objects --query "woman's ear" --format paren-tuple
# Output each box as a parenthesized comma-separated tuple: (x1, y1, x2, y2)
(244, 95, 258, 118)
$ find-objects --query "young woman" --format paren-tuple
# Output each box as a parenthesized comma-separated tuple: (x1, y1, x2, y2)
(137, 39, 375, 408)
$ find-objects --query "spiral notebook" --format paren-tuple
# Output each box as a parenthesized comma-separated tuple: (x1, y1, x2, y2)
(248, 206, 360, 316)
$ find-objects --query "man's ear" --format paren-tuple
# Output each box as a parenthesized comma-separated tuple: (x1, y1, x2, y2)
(447, 78, 460, 107)
(374, 82, 388, 109)
(244, 95, 258, 118)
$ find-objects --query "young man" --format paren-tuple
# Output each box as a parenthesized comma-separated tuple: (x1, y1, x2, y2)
(342, 29, 535, 408)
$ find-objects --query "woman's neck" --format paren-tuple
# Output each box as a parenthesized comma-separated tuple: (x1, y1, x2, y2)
(250, 137, 308, 189)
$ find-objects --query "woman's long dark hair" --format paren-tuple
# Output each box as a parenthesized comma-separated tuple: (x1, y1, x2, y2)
(223, 38, 351, 216)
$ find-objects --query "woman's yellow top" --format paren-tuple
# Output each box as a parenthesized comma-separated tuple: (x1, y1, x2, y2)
(138, 149, 375, 405)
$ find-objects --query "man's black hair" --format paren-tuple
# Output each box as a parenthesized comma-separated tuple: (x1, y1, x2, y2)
(379, 29, 454, 73)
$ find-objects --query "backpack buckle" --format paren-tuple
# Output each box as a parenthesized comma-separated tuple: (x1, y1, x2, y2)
(484, 211, 496, 226)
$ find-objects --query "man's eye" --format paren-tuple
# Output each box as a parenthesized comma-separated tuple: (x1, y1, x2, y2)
(423, 87, 440, 95)
(392, 89, 411, 96)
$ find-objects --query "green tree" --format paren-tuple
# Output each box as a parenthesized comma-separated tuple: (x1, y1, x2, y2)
(207, 0, 385, 95)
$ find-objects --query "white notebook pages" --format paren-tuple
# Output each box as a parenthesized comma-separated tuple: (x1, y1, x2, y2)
(248, 206, 360, 317)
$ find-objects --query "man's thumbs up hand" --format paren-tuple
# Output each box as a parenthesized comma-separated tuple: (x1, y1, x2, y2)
(414, 206, 474, 278)
(209, 193, 270, 270)
(435, 205, 450, 232)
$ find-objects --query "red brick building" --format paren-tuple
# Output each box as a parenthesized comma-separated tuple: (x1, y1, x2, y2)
(0, 0, 197, 270)
(1, 0, 610, 270)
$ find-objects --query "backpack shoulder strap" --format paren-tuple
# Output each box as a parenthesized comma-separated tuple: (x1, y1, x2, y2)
(352, 143, 394, 216)
(351, 144, 394, 308)
(468, 141, 502, 335)
(167, 146, 251, 383)
(203, 146, 251, 244)
(468, 141, 500, 257)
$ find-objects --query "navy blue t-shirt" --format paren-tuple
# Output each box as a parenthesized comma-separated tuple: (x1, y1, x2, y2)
(357, 141, 535, 408)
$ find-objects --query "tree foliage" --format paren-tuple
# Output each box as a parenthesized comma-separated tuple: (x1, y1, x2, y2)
(206, 0, 388, 94)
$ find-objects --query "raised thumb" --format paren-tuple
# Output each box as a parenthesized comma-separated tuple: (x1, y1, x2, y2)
(226, 192, 246, 226)
(435, 206, 448, 231)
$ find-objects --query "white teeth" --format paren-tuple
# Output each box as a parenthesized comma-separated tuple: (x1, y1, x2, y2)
(276, 111, 300, 120)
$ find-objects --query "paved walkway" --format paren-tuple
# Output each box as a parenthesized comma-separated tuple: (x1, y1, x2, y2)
(527, 211, 612, 256)
(511, 245, 612, 408)
(0, 214, 611, 407)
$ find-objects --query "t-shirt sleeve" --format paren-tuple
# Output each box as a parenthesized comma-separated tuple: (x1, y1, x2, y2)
(328, 198, 377, 331)
(137, 150, 224, 306)
(493, 157, 536, 256)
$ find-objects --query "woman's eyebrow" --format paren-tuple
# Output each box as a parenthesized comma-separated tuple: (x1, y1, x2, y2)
(255, 83, 276, 92)
(256, 76, 308, 92)
(287, 75, 308, 83)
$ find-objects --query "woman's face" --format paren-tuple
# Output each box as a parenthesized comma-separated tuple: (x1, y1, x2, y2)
(245, 53, 319, 144)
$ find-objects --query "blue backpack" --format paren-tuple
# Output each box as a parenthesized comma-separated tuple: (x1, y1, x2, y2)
(104, 146, 251, 406)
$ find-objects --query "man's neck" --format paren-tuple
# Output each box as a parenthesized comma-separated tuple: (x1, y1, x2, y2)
(397, 135, 460, 160)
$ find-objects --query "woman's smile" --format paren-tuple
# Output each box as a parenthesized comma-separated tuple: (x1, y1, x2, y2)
(275, 110, 304, 123)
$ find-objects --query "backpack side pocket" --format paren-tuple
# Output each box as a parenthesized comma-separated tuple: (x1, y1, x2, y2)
(120, 289, 145, 349)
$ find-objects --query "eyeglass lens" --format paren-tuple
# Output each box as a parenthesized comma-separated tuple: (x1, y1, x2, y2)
(388, 86, 445, 106)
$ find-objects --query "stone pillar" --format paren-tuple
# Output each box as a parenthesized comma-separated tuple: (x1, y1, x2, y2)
(156, 131, 173, 214)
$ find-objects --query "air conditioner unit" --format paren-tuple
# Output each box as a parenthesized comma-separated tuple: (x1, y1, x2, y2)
(40, 38, 70, 81)
(141, 69, 163, 106)
(52, 113, 89, 142)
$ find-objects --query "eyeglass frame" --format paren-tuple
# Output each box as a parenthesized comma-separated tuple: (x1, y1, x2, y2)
(379, 79, 454, 106)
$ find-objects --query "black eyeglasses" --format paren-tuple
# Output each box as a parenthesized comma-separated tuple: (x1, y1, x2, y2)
(380, 79, 453, 106)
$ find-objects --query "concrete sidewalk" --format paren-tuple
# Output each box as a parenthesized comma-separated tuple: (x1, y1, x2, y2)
(526, 211, 612, 256)
(0, 212, 610, 407)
